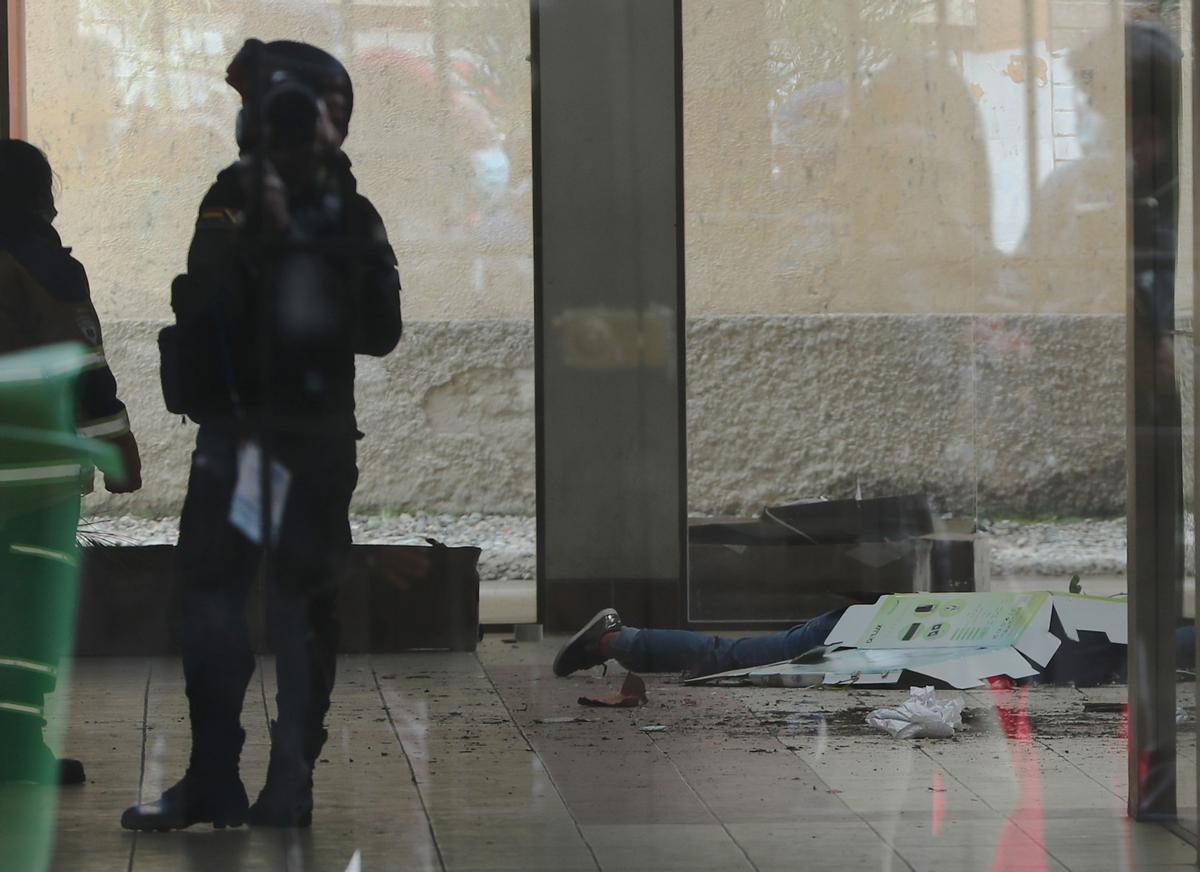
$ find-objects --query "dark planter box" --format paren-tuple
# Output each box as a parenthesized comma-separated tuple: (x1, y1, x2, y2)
(76, 543, 480, 655)
(687, 539, 933, 627)
(762, 493, 935, 543)
(76, 544, 179, 656)
(352, 543, 481, 653)
(685, 497, 984, 629)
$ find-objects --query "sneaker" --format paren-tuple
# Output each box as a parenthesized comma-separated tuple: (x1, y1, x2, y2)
(553, 608, 622, 677)
(120, 774, 249, 831)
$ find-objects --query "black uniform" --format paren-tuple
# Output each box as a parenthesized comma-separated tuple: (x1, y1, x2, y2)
(169, 154, 401, 813)
(0, 215, 133, 443)
(0, 215, 133, 786)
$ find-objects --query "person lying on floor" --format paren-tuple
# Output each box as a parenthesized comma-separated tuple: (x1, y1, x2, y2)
(553, 607, 1197, 685)
(553, 607, 847, 679)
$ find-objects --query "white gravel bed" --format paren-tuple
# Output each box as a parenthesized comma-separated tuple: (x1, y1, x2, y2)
(79, 513, 1196, 584)
(79, 513, 537, 582)
(983, 514, 1195, 579)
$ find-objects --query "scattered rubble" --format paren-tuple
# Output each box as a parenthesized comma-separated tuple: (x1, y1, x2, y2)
(579, 673, 648, 708)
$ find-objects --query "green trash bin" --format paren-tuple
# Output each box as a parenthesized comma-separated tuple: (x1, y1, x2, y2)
(0, 344, 121, 871)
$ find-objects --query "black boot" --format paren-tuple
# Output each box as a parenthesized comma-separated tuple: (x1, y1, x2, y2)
(0, 739, 84, 786)
(246, 722, 324, 828)
(57, 756, 86, 785)
(120, 728, 248, 831)
(0, 712, 86, 786)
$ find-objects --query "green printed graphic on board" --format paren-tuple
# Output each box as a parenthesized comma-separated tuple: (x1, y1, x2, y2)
(854, 592, 1051, 650)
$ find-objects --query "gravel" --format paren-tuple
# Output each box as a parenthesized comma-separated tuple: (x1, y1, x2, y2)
(79, 513, 537, 582)
(78, 513, 1197, 583)
(983, 515, 1195, 579)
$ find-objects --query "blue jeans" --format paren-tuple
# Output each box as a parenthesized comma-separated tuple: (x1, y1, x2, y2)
(606, 608, 846, 676)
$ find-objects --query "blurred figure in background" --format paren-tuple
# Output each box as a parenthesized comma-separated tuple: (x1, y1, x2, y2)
(0, 138, 143, 786)
(828, 50, 997, 312)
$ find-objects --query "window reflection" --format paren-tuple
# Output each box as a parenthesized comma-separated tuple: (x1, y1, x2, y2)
(27, 0, 533, 321)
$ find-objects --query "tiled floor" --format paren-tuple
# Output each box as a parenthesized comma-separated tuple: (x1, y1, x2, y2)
(20, 638, 1200, 871)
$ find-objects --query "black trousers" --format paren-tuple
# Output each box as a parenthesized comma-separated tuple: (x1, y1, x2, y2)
(176, 427, 357, 773)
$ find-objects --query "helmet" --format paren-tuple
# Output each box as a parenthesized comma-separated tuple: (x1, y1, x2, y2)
(227, 39, 355, 142)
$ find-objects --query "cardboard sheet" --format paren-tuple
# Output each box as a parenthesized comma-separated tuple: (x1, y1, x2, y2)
(1051, 594, 1127, 644)
(1011, 597, 1061, 668)
(689, 591, 1127, 690)
(830, 592, 1050, 650)
(689, 645, 1041, 690)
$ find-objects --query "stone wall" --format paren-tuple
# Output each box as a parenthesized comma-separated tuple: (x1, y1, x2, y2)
(85, 314, 1147, 521)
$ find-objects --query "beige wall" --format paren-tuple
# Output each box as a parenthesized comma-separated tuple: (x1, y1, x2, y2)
(27, 0, 534, 322)
(26, 1, 1152, 325)
(683, 0, 1139, 316)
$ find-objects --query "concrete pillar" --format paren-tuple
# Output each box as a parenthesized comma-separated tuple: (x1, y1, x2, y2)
(533, 0, 686, 632)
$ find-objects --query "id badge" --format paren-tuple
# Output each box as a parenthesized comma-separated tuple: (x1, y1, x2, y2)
(229, 440, 291, 545)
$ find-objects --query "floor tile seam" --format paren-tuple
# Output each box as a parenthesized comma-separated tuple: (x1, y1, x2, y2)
(127, 660, 152, 872)
(1006, 812, 1102, 870)
(637, 733, 774, 872)
(1030, 736, 1129, 805)
(912, 742, 1011, 813)
(763, 723, 920, 870)
(475, 653, 604, 871)
(905, 737, 1079, 866)
(729, 688, 920, 872)
(1163, 819, 1200, 851)
(258, 661, 302, 872)
(1006, 824, 1194, 872)
(368, 655, 449, 872)
(256, 655, 272, 730)
(763, 697, 914, 827)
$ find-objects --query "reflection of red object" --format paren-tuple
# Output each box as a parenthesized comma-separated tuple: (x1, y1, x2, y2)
(985, 681, 1135, 869)
(988, 684, 1047, 871)
(357, 46, 438, 88)
(353, 47, 497, 151)
(931, 770, 945, 837)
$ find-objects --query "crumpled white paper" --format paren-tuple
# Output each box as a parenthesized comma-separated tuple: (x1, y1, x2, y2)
(866, 686, 965, 739)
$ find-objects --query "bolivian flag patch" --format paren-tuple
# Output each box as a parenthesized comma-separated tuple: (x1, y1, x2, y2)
(198, 207, 244, 227)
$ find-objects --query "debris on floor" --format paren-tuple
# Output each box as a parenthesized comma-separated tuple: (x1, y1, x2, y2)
(579, 672, 648, 708)
(866, 686, 965, 739)
(687, 591, 1127, 689)
(639, 725, 669, 733)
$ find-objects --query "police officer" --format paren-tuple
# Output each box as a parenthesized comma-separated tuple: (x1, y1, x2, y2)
(0, 139, 143, 785)
(121, 41, 402, 830)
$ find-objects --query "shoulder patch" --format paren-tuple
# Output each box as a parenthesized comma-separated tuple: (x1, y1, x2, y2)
(75, 312, 101, 346)
(198, 207, 245, 228)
